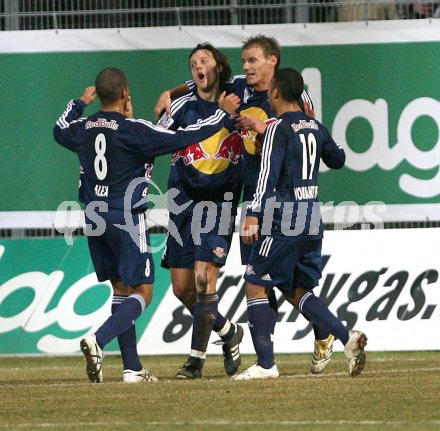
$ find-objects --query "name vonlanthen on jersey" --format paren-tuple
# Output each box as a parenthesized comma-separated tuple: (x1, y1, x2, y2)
(294, 185, 319, 201)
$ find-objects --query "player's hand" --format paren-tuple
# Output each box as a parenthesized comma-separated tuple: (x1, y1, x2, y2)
(125, 96, 134, 118)
(303, 100, 315, 117)
(236, 115, 267, 134)
(80, 86, 97, 105)
(218, 91, 240, 116)
(153, 91, 171, 120)
(241, 215, 259, 244)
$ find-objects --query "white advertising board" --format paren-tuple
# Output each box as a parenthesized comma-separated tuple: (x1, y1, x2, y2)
(139, 228, 440, 354)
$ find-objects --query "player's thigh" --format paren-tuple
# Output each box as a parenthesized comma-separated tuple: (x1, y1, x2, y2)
(170, 267, 197, 309)
(87, 234, 120, 282)
(195, 230, 232, 267)
(244, 235, 298, 291)
(292, 239, 323, 291)
(164, 212, 196, 269)
(194, 260, 221, 294)
(194, 203, 234, 266)
(107, 210, 155, 287)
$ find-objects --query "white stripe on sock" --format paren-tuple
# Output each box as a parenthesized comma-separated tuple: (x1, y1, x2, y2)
(129, 293, 147, 313)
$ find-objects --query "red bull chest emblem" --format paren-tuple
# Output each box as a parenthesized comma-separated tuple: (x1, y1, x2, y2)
(171, 131, 242, 168)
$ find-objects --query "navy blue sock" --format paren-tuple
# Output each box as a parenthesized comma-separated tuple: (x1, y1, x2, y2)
(213, 312, 236, 342)
(267, 289, 279, 336)
(299, 305, 331, 340)
(312, 324, 331, 341)
(299, 292, 349, 344)
(95, 294, 146, 348)
(112, 295, 142, 372)
(188, 299, 233, 342)
(190, 293, 218, 364)
(247, 298, 275, 369)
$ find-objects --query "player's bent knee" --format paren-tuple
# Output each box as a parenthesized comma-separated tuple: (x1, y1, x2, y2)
(245, 282, 268, 300)
(132, 283, 153, 306)
(173, 287, 197, 310)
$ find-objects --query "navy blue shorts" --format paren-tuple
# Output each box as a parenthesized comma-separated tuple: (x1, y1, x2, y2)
(161, 205, 234, 269)
(244, 235, 322, 294)
(85, 207, 154, 286)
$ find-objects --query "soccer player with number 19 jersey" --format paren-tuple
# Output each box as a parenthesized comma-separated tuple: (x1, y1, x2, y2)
(233, 68, 368, 380)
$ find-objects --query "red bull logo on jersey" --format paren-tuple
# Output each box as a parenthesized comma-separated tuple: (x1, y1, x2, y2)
(292, 119, 319, 133)
(213, 131, 242, 164)
(170, 143, 209, 166)
(170, 129, 242, 174)
(85, 118, 119, 130)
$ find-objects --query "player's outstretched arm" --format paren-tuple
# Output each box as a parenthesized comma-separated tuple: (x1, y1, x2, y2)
(235, 115, 268, 134)
(136, 106, 229, 158)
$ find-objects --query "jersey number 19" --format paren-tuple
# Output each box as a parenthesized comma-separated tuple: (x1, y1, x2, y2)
(300, 133, 317, 180)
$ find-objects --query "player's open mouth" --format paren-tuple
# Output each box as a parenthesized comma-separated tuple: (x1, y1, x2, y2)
(198, 73, 205, 80)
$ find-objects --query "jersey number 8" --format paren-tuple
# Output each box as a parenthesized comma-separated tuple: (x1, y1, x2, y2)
(94, 133, 108, 181)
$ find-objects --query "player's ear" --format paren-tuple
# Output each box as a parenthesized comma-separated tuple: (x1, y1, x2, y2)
(267, 55, 277, 69)
(217, 64, 224, 73)
(121, 87, 128, 100)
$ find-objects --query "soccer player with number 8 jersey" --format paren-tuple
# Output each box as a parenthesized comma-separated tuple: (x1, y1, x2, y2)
(53, 67, 240, 383)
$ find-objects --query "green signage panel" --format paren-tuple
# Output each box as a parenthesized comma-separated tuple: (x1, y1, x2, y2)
(0, 236, 170, 355)
(0, 42, 439, 211)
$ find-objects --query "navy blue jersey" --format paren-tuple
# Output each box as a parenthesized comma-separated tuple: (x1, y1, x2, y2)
(247, 111, 345, 241)
(166, 92, 243, 209)
(54, 99, 228, 211)
(225, 75, 313, 203)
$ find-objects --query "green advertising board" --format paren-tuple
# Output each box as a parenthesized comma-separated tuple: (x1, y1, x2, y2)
(0, 25, 439, 212)
(0, 236, 170, 355)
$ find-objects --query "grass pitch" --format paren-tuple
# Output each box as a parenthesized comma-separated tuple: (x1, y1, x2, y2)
(1, 351, 440, 431)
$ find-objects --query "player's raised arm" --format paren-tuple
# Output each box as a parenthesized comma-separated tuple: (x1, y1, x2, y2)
(153, 82, 192, 120)
(247, 120, 286, 217)
(53, 86, 96, 152)
(301, 90, 315, 117)
(124, 96, 134, 118)
(80, 86, 97, 105)
(321, 125, 346, 169)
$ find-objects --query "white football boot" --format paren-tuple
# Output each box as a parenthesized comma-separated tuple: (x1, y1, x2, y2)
(310, 333, 335, 374)
(232, 363, 279, 381)
(80, 334, 103, 383)
(344, 330, 367, 376)
(123, 368, 158, 383)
